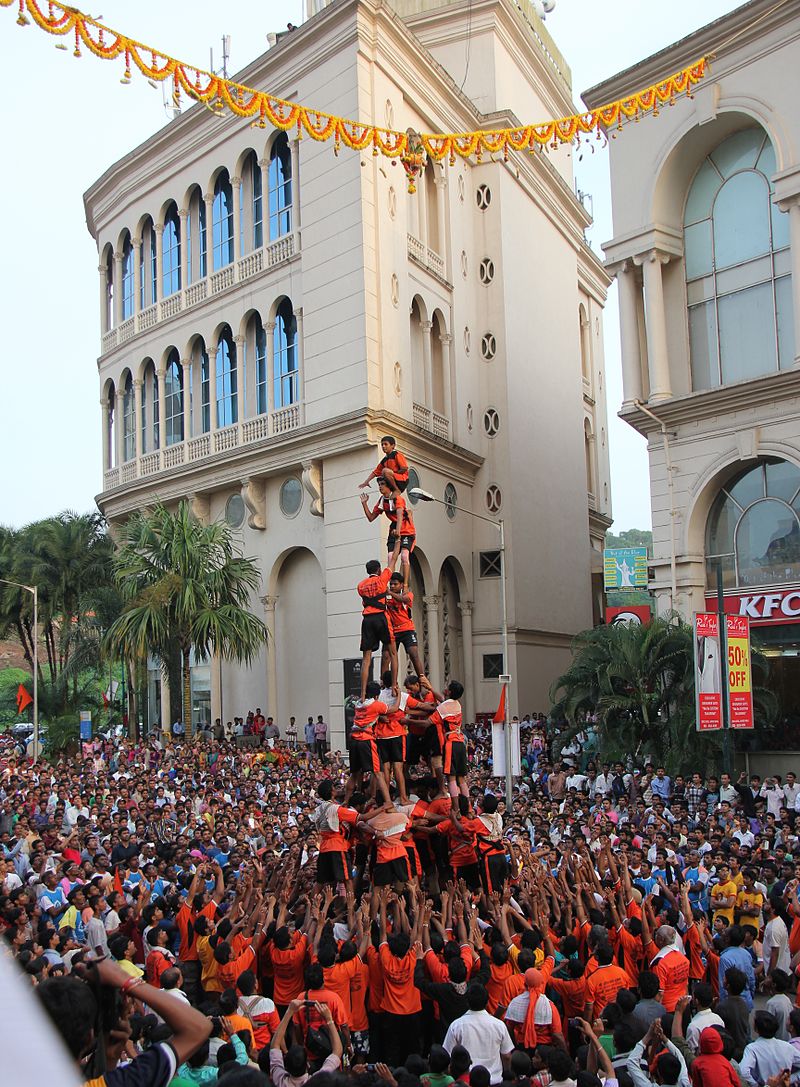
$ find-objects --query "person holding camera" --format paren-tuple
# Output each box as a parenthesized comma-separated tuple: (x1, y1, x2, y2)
(269, 998, 342, 1087)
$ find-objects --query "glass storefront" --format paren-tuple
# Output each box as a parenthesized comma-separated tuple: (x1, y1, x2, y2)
(190, 648, 211, 732)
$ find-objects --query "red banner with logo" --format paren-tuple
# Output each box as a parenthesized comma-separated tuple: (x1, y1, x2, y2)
(726, 615, 755, 729)
(705, 586, 800, 625)
(694, 613, 723, 731)
(605, 605, 652, 627)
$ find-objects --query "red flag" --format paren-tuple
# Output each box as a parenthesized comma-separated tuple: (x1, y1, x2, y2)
(102, 690, 109, 708)
(493, 685, 506, 724)
(16, 684, 33, 714)
(113, 867, 124, 895)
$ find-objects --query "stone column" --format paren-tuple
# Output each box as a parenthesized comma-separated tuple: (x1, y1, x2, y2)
(293, 308, 305, 421)
(156, 364, 167, 451)
(262, 596, 278, 720)
(179, 209, 189, 291)
(132, 237, 142, 316)
(421, 320, 433, 408)
(101, 398, 111, 472)
(208, 337, 218, 431)
(160, 672, 171, 741)
(439, 331, 453, 422)
(234, 334, 246, 423)
(637, 249, 672, 402)
(231, 176, 242, 264)
(424, 595, 442, 692)
(777, 196, 800, 364)
(617, 260, 643, 406)
(113, 251, 124, 327)
(114, 393, 124, 470)
(265, 320, 276, 418)
(434, 174, 447, 259)
(154, 222, 164, 304)
(98, 264, 109, 336)
(458, 600, 474, 724)
(134, 380, 143, 460)
(259, 158, 270, 244)
(290, 138, 301, 235)
(181, 359, 192, 440)
(204, 194, 214, 273)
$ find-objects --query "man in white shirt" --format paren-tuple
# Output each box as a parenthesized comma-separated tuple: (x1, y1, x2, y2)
(783, 771, 800, 810)
(740, 1010, 800, 1085)
(718, 772, 739, 806)
(761, 778, 785, 819)
(443, 983, 514, 1085)
(762, 898, 791, 976)
(685, 983, 724, 1052)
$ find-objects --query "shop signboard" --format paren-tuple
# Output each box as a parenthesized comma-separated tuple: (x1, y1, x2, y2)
(694, 613, 723, 731)
(603, 547, 649, 591)
(726, 615, 755, 730)
(605, 605, 652, 627)
(704, 586, 800, 625)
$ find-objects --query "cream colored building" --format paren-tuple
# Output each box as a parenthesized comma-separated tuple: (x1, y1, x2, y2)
(86, 0, 611, 743)
(585, 0, 800, 717)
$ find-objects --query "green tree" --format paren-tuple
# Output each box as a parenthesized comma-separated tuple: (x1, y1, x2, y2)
(105, 500, 267, 733)
(549, 616, 777, 774)
(605, 528, 653, 554)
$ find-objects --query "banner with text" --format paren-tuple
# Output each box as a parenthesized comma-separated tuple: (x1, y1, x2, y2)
(695, 612, 723, 731)
(726, 615, 755, 730)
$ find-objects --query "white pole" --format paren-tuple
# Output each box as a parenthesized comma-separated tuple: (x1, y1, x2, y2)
(500, 520, 513, 809)
(32, 584, 39, 763)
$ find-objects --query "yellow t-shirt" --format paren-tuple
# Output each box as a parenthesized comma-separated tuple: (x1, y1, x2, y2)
(736, 889, 764, 925)
(118, 959, 144, 979)
(711, 879, 739, 923)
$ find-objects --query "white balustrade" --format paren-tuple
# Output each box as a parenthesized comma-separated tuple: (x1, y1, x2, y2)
(139, 304, 158, 331)
(412, 402, 431, 429)
(185, 281, 208, 307)
(188, 434, 210, 461)
(163, 443, 185, 469)
(140, 451, 161, 476)
(427, 249, 445, 277)
(214, 424, 239, 452)
(266, 234, 295, 267)
(243, 416, 270, 443)
(432, 411, 450, 439)
(407, 233, 425, 263)
(160, 293, 182, 320)
(118, 317, 136, 344)
(238, 250, 264, 280)
(211, 265, 235, 294)
(120, 460, 137, 483)
(271, 404, 299, 433)
(104, 467, 119, 489)
(102, 329, 118, 353)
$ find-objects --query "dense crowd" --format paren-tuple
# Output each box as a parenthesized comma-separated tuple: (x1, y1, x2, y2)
(3, 705, 800, 1087)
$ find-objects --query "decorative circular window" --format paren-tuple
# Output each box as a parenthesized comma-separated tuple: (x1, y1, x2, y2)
(486, 484, 502, 513)
(225, 493, 245, 529)
(407, 468, 421, 503)
(444, 482, 457, 520)
(479, 258, 495, 285)
(279, 477, 303, 517)
(481, 333, 496, 361)
(476, 184, 492, 210)
(457, 175, 465, 202)
(460, 250, 468, 279)
(388, 186, 397, 220)
(483, 408, 500, 437)
(463, 327, 471, 354)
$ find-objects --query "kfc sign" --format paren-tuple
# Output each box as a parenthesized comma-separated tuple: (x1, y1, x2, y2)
(705, 587, 800, 626)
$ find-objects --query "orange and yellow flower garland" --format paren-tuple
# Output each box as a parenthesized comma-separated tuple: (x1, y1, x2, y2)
(1, 0, 709, 180)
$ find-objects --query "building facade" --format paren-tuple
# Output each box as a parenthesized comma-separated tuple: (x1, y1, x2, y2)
(584, 0, 800, 726)
(86, 0, 611, 743)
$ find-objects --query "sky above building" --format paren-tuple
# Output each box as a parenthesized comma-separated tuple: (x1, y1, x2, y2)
(0, 0, 740, 530)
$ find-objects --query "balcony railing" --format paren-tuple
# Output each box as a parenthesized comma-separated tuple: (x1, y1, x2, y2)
(102, 404, 303, 491)
(407, 234, 447, 281)
(412, 403, 450, 440)
(100, 232, 299, 355)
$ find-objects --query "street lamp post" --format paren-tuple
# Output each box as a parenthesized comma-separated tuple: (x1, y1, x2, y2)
(409, 488, 514, 807)
(0, 578, 38, 761)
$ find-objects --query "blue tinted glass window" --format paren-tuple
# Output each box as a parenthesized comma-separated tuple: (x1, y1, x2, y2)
(216, 331, 238, 425)
(162, 207, 181, 297)
(212, 173, 234, 271)
(268, 134, 292, 241)
(273, 300, 298, 409)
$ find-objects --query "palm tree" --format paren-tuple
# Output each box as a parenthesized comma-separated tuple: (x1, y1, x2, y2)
(105, 500, 267, 733)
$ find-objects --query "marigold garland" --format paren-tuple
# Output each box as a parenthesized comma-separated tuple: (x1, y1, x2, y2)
(2, 0, 709, 191)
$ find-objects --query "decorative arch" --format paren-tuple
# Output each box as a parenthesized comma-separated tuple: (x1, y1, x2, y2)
(186, 334, 211, 435)
(215, 324, 237, 426)
(240, 308, 267, 416)
(211, 168, 234, 271)
(136, 213, 157, 310)
(184, 184, 206, 283)
(438, 557, 464, 684)
(161, 201, 181, 297)
(102, 378, 116, 469)
(236, 148, 263, 252)
(270, 546, 326, 727)
(267, 131, 292, 241)
(430, 309, 447, 416)
(579, 302, 591, 381)
(410, 295, 428, 408)
(140, 357, 159, 452)
(272, 297, 298, 410)
(163, 347, 184, 446)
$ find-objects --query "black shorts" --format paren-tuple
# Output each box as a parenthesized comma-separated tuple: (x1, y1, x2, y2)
(373, 855, 410, 886)
(349, 738, 380, 774)
(425, 725, 443, 759)
(406, 732, 426, 767)
(454, 862, 482, 891)
(443, 737, 468, 777)
(378, 736, 406, 764)
(360, 612, 392, 652)
(393, 629, 418, 652)
(479, 850, 509, 894)
(395, 478, 408, 493)
(316, 850, 348, 885)
(387, 532, 415, 554)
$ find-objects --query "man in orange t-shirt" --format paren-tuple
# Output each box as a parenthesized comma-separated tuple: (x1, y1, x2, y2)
(648, 928, 690, 1012)
(377, 891, 421, 1066)
(270, 929, 309, 1013)
(356, 560, 396, 701)
(584, 945, 630, 1019)
(312, 780, 364, 891)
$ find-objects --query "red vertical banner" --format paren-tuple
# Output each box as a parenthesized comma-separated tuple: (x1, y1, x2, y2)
(726, 615, 755, 729)
(694, 613, 723, 731)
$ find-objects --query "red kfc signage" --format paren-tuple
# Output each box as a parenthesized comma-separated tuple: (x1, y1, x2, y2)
(705, 586, 800, 626)
(605, 605, 652, 627)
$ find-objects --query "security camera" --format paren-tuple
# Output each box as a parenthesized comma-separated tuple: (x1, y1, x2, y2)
(531, 0, 556, 16)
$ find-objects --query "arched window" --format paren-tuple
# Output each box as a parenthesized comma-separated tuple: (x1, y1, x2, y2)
(212, 171, 234, 271)
(252, 154, 264, 248)
(162, 206, 181, 297)
(121, 236, 135, 320)
(141, 361, 159, 451)
(200, 347, 210, 433)
(431, 311, 446, 415)
(164, 352, 184, 446)
(424, 161, 440, 254)
(216, 328, 237, 426)
(579, 303, 591, 382)
(122, 374, 135, 461)
(273, 300, 298, 408)
(256, 324, 268, 414)
(706, 458, 800, 588)
(104, 248, 114, 330)
(584, 418, 596, 496)
(684, 128, 793, 390)
(268, 134, 292, 240)
(107, 385, 116, 467)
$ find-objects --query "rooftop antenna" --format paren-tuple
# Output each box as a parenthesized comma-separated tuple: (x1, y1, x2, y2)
(210, 34, 231, 80)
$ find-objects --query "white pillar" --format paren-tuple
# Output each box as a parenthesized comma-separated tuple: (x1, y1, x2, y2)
(290, 138, 301, 236)
(179, 210, 189, 292)
(134, 380, 143, 460)
(98, 264, 109, 336)
(262, 596, 278, 720)
(154, 222, 164, 303)
(434, 174, 446, 259)
(234, 334, 246, 423)
(439, 331, 453, 422)
(617, 260, 643, 406)
(265, 320, 276, 418)
(293, 308, 305, 422)
(160, 672, 171, 739)
(204, 194, 214, 274)
(259, 158, 269, 245)
(132, 237, 142, 316)
(114, 392, 124, 469)
(458, 600, 474, 724)
(208, 337, 219, 431)
(101, 398, 111, 472)
(157, 365, 167, 451)
(113, 251, 124, 327)
(424, 594, 442, 692)
(421, 320, 433, 408)
(231, 176, 242, 263)
(638, 250, 672, 403)
(783, 199, 800, 364)
(181, 359, 192, 439)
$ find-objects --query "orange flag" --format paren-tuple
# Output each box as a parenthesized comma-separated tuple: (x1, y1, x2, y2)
(16, 684, 33, 714)
(493, 685, 506, 724)
(113, 867, 124, 895)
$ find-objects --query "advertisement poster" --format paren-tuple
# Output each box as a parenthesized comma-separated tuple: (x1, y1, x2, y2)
(726, 615, 755, 729)
(694, 613, 723, 731)
(603, 547, 649, 591)
(605, 605, 652, 627)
